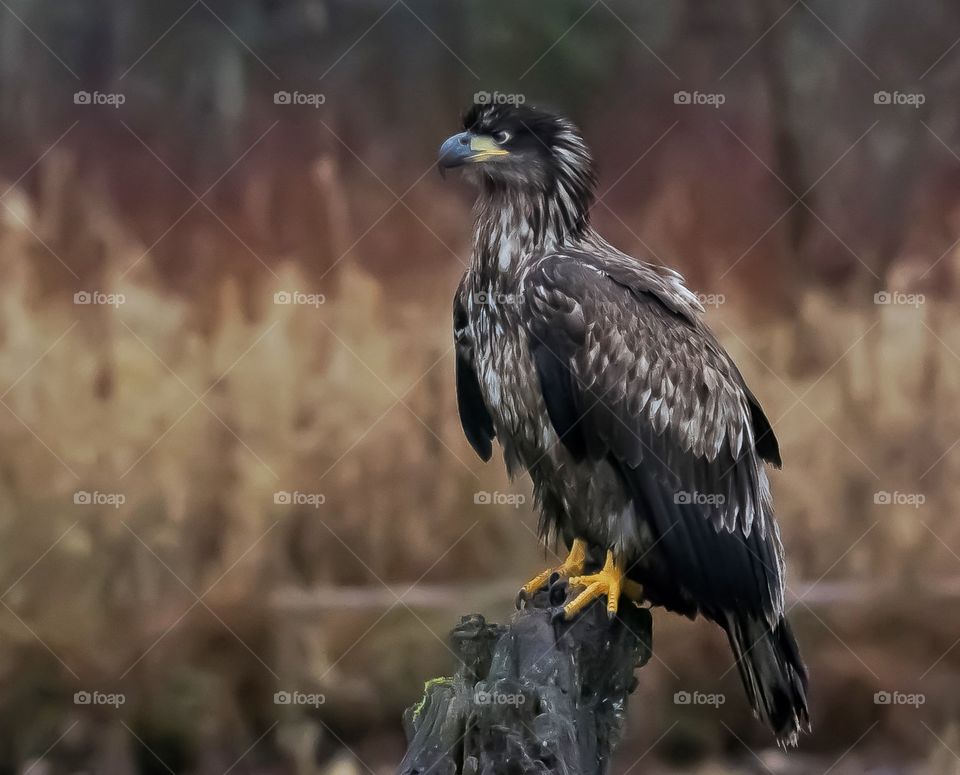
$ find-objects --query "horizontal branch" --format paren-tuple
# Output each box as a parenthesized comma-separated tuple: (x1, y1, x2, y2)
(270, 576, 958, 615)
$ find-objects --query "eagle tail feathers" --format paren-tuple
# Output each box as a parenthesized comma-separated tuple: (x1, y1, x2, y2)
(723, 611, 810, 747)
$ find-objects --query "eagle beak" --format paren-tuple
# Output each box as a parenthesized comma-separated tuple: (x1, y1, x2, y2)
(438, 132, 509, 174)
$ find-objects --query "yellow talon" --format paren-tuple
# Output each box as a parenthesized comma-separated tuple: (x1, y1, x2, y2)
(564, 550, 637, 619)
(517, 538, 588, 604)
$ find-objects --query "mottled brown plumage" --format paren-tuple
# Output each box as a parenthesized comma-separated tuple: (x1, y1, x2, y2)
(441, 103, 809, 745)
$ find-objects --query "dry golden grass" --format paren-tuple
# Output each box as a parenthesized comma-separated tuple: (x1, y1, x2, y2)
(1, 167, 960, 771)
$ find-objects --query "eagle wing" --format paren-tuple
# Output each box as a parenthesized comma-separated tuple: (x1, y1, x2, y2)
(454, 276, 495, 461)
(522, 251, 785, 615)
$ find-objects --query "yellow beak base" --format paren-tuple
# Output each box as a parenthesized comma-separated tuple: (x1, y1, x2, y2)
(468, 135, 510, 161)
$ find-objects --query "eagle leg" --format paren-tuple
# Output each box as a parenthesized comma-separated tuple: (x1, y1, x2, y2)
(515, 538, 588, 607)
(563, 551, 631, 620)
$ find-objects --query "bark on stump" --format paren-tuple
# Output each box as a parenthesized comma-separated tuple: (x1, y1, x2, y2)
(398, 579, 653, 775)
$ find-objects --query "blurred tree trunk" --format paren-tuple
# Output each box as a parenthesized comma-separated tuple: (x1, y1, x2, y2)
(754, 0, 818, 377)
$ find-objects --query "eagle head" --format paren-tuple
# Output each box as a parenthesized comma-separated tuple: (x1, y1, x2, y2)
(438, 104, 596, 219)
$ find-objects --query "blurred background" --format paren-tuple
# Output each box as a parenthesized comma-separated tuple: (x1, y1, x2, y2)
(0, 0, 959, 772)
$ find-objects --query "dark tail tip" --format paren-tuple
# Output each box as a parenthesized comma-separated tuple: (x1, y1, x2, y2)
(725, 613, 810, 746)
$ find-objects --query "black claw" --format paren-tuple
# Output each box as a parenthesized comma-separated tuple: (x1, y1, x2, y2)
(549, 606, 567, 622)
(515, 589, 527, 609)
(548, 571, 561, 585)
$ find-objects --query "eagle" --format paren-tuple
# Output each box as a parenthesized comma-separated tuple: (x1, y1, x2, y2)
(438, 103, 810, 746)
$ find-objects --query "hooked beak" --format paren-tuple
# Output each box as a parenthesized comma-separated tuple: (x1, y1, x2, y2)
(438, 131, 509, 175)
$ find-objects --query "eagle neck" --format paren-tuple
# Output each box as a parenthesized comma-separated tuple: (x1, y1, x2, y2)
(471, 188, 589, 283)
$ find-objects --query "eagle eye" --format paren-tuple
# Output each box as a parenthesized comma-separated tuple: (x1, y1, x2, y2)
(493, 130, 511, 145)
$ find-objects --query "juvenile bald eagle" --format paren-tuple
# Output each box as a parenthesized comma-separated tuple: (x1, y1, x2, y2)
(439, 103, 809, 745)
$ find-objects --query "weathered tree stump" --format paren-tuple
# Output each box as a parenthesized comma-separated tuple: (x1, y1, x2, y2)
(398, 578, 653, 775)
